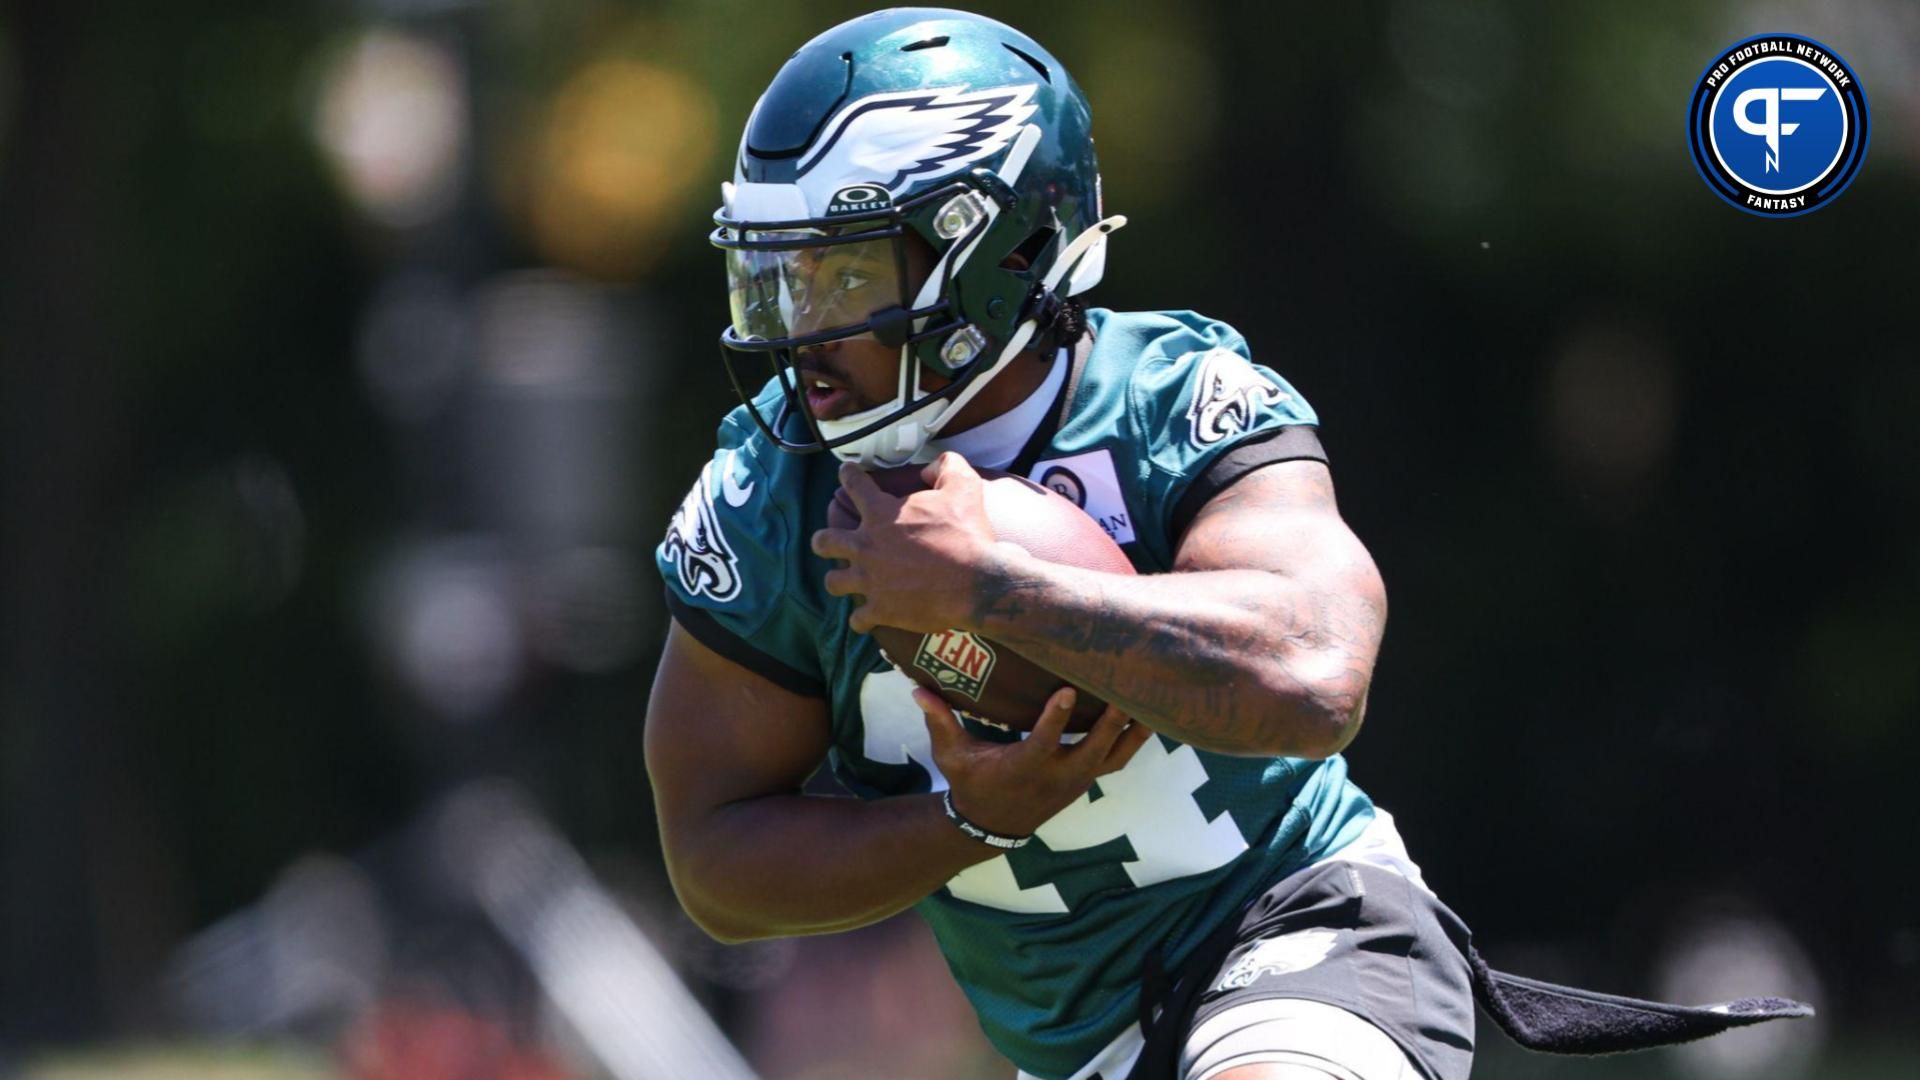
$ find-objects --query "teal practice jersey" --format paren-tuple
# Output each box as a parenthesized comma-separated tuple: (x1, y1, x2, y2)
(656, 309, 1377, 1079)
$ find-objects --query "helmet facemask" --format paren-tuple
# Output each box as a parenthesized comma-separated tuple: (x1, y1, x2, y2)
(714, 174, 1041, 467)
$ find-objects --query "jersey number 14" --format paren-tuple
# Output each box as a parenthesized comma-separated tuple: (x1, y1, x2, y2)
(860, 669, 1248, 914)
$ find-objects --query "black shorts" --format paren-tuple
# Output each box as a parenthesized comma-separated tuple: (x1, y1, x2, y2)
(1131, 860, 1476, 1080)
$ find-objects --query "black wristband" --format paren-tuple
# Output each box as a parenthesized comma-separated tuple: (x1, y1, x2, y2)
(942, 789, 1032, 850)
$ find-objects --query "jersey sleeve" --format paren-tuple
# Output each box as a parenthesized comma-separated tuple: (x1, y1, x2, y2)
(1131, 337, 1327, 553)
(655, 422, 827, 698)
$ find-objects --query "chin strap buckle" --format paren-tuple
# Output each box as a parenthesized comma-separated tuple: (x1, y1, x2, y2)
(1016, 214, 1129, 334)
(1019, 285, 1064, 333)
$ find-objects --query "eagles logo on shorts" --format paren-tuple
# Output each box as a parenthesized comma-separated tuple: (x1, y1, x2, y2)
(1213, 927, 1340, 990)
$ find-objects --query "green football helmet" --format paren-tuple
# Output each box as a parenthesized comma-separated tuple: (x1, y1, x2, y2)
(712, 7, 1124, 466)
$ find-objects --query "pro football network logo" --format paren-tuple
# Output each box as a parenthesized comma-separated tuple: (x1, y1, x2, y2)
(1687, 34, 1869, 217)
(914, 629, 997, 701)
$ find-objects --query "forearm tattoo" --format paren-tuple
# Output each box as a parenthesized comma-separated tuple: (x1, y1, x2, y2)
(970, 463, 1386, 756)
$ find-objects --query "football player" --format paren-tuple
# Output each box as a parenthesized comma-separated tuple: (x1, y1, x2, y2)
(647, 9, 1805, 1079)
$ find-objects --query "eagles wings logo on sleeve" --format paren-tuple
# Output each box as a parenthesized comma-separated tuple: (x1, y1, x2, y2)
(796, 84, 1038, 196)
(1186, 347, 1293, 448)
(663, 461, 743, 602)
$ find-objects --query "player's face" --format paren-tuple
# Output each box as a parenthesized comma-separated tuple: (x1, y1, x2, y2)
(726, 229, 938, 421)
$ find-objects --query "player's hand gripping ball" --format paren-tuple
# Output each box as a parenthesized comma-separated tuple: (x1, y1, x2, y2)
(827, 463, 1135, 733)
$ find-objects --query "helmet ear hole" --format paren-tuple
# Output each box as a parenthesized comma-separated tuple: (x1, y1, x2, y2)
(1004, 226, 1056, 274)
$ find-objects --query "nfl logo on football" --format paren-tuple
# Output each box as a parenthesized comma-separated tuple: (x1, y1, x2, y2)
(915, 629, 997, 700)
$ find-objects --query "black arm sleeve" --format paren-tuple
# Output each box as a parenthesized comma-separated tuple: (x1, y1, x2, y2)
(1170, 425, 1329, 542)
(664, 589, 827, 699)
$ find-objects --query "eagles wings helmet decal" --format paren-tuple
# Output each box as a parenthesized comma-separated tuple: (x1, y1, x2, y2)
(662, 462, 743, 602)
(796, 84, 1039, 198)
(1186, 347, 1293, 448)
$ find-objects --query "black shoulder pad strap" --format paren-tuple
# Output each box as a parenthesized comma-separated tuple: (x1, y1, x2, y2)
(1171, 425, 1328, 541)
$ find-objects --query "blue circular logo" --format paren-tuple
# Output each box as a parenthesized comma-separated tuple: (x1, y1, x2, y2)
(1687, 34, 1869, 217)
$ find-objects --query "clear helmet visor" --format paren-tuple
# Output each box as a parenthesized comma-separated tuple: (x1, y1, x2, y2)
(725, 231, 905, 344)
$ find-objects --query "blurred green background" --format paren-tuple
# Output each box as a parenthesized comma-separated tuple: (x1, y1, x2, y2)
(2, 0, 1915, 1077)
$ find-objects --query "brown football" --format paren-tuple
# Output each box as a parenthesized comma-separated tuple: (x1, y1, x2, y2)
(827, 463, 1136, 733)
